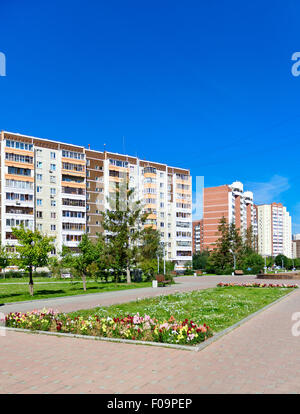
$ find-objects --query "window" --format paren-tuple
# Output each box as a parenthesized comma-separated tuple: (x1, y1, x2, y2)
(36, 211, 43, 218)
(6, 140, 33, 151)
(5, 179, 33, 190)
(50, 152, 56, 159)
(109, 159, 128, 168)
(51, 225, 56, 231)
(36, 186, 42, 193)
(62, 150, 84, 160)
(51, 212, 56, 219)
(50, 176, 56, 183)
(5, 153, 33, 164)
(50, 188, 56, 195)
(37, 174, 42, 181)
(51, 200, 56, 207)
(50, 164, 56, 171)
(37, 224, 43, 231)
(8, 166, 31, 176)
(37, 199, 42, 206)
(160, 202, 164, 208)
(36, 161, 43, 168)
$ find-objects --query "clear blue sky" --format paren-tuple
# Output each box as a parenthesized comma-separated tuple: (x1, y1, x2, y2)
(1, 1, 300, 231)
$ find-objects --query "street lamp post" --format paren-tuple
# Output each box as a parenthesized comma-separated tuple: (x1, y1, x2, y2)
(230, 249, 236, 271)
(264, 256, 267, 273)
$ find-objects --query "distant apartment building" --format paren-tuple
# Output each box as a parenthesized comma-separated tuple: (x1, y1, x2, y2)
(0, 131, 192, 266)
(192, 219, 203, 254)
(202, 181, 257, 250)
(256, 203, 292, 258)
(292, 234, 300, 258)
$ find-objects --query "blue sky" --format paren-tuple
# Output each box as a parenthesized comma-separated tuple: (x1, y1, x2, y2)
(0, 1, 300, 231)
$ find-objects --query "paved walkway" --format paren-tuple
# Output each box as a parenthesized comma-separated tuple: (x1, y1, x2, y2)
(1, 276, 300, 393)
(1, 275, 262, 314)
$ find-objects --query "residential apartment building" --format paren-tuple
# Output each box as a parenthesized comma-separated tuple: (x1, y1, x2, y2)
(292, 234, 300, 259)
(202, 181, 257, 250)
(256, 203, 292, 258)
(192, 219, 203, 254)
(0, 131, 192, 266)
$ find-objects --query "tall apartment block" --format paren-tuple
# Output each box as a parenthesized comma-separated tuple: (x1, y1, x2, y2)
(202, 181, 257, 250)
(292, 234, 300, 259)
(192, 219, 203, 254)
(0, 131, 192, 266)
(256, 203, 292, 258)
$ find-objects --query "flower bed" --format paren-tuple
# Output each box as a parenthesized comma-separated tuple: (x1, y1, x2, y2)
(5, 309, 213, 346)
(217, 282, 298, 288)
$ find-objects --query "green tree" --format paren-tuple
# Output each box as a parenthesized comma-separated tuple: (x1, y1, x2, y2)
(192, 250, 210, 270)
(207, 217, 233, 273)
(12, 226, 54, 295)
(0, 244, 10, 278)
(243, 225, 257, 255)
(275, 254, 289, 269)
(138, 227, 162, 279)
(139, 259, 157, 280)
(48, 256, 62, 278)
(240, 252, 264, 274)
(139, 226, 162, 261)
(71, 234, 103, 291)
(101, 187, 148, 283)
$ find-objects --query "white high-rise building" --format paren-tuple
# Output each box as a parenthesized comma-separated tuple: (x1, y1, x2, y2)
(0, 130, 192, 266)
(257, 203, 292, 258)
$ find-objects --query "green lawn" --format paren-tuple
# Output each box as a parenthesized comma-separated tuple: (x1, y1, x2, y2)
(68, 286, 294, 333)
(0, 280, 152, 303)
(0, 277, 56, 284)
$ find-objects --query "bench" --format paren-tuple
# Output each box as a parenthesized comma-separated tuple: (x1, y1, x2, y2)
(234, 270, 244, 275)
(155, 274, 172, 287)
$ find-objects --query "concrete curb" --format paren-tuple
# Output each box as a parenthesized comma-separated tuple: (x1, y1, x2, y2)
(4, 288, 298, 352)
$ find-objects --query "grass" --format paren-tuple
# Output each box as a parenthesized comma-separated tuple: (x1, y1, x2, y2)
(0, 277, 55, 284)
(68, 286, 294, 333)
(0, 279, 152, 303)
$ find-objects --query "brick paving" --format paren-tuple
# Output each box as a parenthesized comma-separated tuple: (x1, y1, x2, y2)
(1, 276, 300, 394)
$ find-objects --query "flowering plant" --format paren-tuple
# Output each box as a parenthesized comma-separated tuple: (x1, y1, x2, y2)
(5, 309, 212, 346)
(217, 282, 298, 288)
